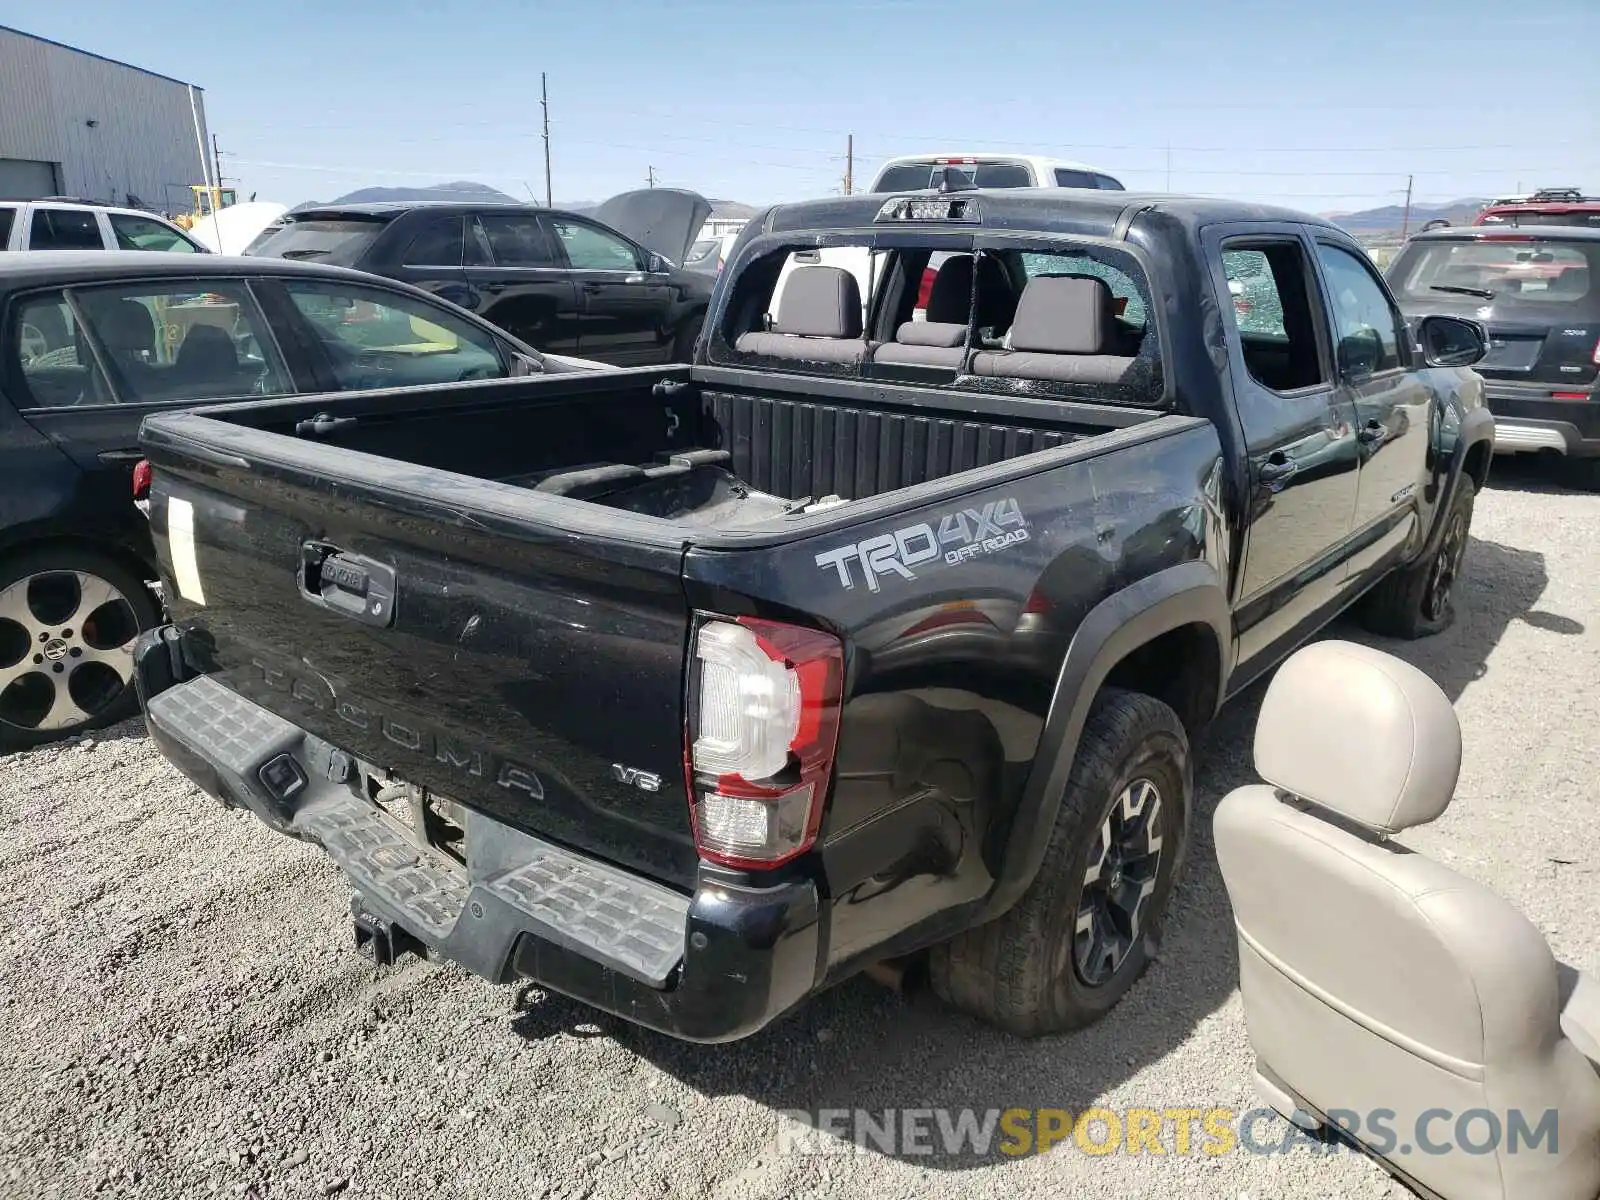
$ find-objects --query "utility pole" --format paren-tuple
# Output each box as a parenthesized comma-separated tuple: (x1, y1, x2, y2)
(541, 72, 552, 207)
(844, 134, 853, 195)
(210, 133, 224, 198)
(646, 165, 656, 188)
(1400, 174, 1414, 241)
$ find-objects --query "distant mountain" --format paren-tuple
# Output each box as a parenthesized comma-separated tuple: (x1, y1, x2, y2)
(326, 180, 522, 205)
(1326, 198, 1489, 237)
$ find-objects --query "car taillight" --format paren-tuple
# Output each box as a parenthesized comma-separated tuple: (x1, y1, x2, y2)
(1593, 335, 1600, 366)
(1552, 391, 1590, 401)
(132, 459, 152, 501)
(685, 616, 843, 869)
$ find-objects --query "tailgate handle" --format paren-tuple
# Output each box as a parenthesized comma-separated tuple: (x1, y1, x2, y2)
(299, 542, 396, 628)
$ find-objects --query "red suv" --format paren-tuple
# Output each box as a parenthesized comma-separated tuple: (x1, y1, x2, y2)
(1475, 187, 1600, 230)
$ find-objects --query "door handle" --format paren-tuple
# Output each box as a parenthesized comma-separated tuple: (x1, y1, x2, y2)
(299, 542, 396, 628)
(1258, 457, 1298, 486)
(624, 272, 646, 284)
(1357, 421, 1387, 446)
(582, 281, 603, 294)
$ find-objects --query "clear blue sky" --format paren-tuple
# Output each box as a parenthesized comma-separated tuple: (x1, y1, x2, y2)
(14, 0, 1599, 212)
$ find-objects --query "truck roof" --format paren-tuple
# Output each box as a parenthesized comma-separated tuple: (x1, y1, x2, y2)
(753, 188, 1350, 242)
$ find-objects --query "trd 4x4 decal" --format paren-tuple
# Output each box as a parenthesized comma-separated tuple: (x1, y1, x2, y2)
(814, 498, 1030, 592)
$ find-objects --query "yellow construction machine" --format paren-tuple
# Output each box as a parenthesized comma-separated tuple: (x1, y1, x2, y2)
(171, 185, 238, 230)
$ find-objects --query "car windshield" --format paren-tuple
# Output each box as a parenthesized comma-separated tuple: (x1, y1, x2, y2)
(871, 160, 1035, 191)
(1391, 239, 1598, 314)
(244, 216, 389, 265)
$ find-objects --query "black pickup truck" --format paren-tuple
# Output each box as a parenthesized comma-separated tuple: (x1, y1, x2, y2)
(131, 187, 1494, 1042)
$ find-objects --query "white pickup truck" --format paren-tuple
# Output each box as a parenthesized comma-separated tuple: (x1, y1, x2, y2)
(773, 153, 1128, 317)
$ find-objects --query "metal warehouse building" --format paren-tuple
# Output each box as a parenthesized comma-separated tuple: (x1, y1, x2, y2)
(0, 25, 214, 213)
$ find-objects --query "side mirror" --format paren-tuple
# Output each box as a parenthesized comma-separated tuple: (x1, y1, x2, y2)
(646, 251, 670, 273)
(1416, 314, 1487, 368)
(1336, 329, 1383, 379)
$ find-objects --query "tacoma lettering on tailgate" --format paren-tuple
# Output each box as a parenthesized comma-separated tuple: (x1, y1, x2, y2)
(246, 658, 546, 798)
(814, 498, 1030, 592)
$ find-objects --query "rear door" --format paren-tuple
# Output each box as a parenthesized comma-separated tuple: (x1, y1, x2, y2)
(466, 212, 582, 354)
(1309, 238, 1432, 579)
(24, 207, 107, 251)
(548, 215, 671, 364)
(6, 279, 298, 517)
(376, 213, 472, 309)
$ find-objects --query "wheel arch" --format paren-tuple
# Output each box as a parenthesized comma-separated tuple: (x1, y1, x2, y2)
(980, 559, 1230, 921)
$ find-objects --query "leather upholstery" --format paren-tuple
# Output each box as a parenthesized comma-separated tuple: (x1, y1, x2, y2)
(1254, 640, 1460, 834)
(1215, 640, 1600, 1200)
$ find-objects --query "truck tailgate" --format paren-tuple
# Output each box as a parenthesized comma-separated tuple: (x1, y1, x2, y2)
(140, 412, 699, 888)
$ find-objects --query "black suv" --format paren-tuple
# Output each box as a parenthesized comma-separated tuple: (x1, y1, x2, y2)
(244, 190, 715, 366)
(1387, 225, 1600, 488)
(0, 249, 585, 751)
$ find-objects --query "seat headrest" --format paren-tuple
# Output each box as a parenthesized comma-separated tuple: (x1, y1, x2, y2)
(177, 324, 239, 371)
(89, 298, 157, 355)
(1253, 640, 1461, 834)
(925, 256, 973, 324)
(774, 266, 862, 339)
(1007, 274, 1116, 354)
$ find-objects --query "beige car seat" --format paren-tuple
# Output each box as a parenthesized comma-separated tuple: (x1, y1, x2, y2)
(1214, 639, 1600, 1200)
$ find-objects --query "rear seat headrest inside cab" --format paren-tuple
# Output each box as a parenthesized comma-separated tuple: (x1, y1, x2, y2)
(1008, 275, 1118, 354)
(774, 266, 863, 339)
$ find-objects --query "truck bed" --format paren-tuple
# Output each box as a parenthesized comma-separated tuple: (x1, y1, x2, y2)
(178, 366, 1160, 534)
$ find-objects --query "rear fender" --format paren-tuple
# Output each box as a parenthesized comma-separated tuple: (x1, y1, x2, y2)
(980, 559, 1230, 920)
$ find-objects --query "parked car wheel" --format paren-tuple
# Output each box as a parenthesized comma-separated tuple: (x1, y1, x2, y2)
(1357, 478, 1475, 639)
(929, 688, 1191, 1036)
(672, 313, 705, 363)
(0, 547, 160, 751)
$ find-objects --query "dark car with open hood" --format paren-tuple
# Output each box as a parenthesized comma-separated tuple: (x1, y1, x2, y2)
(243, 189, 715, 366)
(1386, 224, 1600, 489)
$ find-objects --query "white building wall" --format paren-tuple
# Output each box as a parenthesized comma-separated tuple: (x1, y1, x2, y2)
(0, 25, 212, 213)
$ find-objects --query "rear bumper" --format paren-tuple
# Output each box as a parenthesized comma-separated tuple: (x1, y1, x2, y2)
(1482, 381, 1600, 456)
(133, 629, 821, 1043)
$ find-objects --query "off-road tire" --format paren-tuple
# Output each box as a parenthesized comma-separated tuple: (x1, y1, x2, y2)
(929, 688, 1191, 1037)
(0, 546, 160, 752)
(1357, 478, 1475, 639)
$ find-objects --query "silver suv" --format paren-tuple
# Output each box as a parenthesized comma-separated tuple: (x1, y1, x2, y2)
(0, 199, 207, 254)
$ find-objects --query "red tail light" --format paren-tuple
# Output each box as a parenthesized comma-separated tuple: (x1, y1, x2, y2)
(685, 616, 843, 869)
(131, 459, 152, 500)
(1551, 391, 1590, 401)
(1592, 336, 1600, 366)
(917, 266, 938, 311)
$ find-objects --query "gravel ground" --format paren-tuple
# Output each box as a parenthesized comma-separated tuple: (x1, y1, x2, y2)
(2, 463, 1596, 1200)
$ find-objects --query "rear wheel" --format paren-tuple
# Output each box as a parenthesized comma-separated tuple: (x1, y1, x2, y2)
(929, 689, 1191, 1036)
(0, 547, 160, 751)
